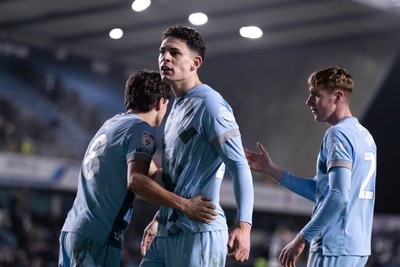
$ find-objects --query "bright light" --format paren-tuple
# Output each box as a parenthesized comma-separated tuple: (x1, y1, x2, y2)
(131, 0, 151, 12)
(239, 26, 263, 39)
(109, 28, 123, 39)
(188, 12, 208, 25)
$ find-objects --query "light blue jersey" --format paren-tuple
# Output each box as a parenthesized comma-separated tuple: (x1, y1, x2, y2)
(61, 113, 157, 248)
(301, 117, 377, 256)
(157, 84, 254, 236)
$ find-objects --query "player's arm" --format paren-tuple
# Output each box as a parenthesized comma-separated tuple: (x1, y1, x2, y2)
(140, 211, 159, 256)
(127, 160, 217, 223)
(148, 160, 158, 177)
(219, 137, 254, 225)
(299, 166, 350, 241)
(279, 166, 350, 266)
(148, 160, 163, 184)
(244, 141, 285, 180)
(217, 136, 254, 262)
(245, 142, 316, 201)
(279, 172, 316, 202)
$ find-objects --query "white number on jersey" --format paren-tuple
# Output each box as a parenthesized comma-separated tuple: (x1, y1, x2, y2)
(82, 134, 107, 180)
(358, 151, 376, 199)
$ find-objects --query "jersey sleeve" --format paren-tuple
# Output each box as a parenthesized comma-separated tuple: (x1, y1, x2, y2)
(279, 172, 316, 201)
(300, 167, 351, 242)
(217, 136, 254, 224)
(324, 127, 353, 171)
(201, 95, 241, 143)
(125, 122, 157, 164)
(202, 95, 254, 224)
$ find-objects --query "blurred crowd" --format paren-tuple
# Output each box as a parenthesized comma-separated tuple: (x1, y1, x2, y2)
(0, 54, 111, 160)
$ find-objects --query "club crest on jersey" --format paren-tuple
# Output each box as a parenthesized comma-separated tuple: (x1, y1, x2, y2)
(329, 136, 345, 153)
(141, 132, 155, 148)
(218, 106, 235, 125)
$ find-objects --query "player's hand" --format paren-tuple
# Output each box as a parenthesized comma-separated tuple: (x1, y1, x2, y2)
(279, 234, 306, 267)
(244, 142, 272, 173)
(244, 142, 284, 180)
(140, 215, 159, 256)
(181, 196, 217, 223)
(227, 222, 252, 262)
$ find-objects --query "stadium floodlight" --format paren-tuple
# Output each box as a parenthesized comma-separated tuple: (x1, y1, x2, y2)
(131, 0, 151, 12)
(239, 26, 263, 39)
(188, 12, 208, 25)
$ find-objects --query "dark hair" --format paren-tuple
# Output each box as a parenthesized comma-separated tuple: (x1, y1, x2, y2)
(124, 70, 172, 112)
(307, 65, 354, 95)
(162, 25, 206, 60)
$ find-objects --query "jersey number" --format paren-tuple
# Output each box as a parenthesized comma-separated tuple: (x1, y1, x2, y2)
(358, 152, 376, 199)
(82, 134, 107, 180)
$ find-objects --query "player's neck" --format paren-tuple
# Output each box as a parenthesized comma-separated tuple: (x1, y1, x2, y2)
(172, 76, 202, 97)
(127, 109, 158, 127)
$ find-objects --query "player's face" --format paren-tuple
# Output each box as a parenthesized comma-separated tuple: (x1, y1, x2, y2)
(158, 37, 197, 88)
(306, 85, 337, 125)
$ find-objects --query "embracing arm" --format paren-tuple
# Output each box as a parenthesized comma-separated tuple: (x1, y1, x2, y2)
(127, 160, 217, 223)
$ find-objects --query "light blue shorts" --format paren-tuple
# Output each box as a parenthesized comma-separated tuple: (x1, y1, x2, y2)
(308, 251, 369, 267)
(140, 230, 228, 267)
(58, 232, 121, 267)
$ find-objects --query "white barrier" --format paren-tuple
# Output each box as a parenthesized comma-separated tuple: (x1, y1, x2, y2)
(0, 152, 313, 215)
(0, 152, 79, 191)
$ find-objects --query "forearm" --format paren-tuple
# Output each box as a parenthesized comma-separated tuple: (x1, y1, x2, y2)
(279, 172, 316, 201)
(128, 173, 186, 212)
(300, 167, 350, 242)
(265, 163, 285, 182)
(230, 164, 254, 224)
(220, 137, 254, 224)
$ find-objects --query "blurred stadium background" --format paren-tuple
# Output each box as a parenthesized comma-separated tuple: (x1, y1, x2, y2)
(1, 0, 400, 266)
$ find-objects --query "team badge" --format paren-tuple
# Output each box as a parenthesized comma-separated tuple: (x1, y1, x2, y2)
(218, 106, 235, 126)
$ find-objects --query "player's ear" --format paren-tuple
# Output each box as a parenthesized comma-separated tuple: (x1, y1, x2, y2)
(154, 98, 161, 111)
(154, 97, 166, 111)
(334, 90, 343, 104)
(191, 55, 202, 70)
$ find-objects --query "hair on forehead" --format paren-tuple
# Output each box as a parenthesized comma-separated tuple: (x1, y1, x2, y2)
(307, 65, 354, 94)
(162, 25, 206, 60)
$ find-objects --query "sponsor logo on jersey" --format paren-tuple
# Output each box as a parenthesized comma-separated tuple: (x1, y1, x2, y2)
(141, 132, 155, 148)
(114, 231, 124, 242)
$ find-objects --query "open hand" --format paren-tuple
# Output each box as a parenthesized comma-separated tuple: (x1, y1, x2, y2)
(181, 196, 217, 223)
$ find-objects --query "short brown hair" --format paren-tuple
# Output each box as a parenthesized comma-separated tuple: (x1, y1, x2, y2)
(162, 25, 206, 61)
(124, 70, 171, 112)
(307, 65, 354, 97)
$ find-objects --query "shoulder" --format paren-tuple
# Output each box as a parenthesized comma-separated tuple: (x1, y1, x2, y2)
(194, 84, 230, 110)
(118, 115, 155, 142)
(326, 117, 357, 138)
(191, 84, 223, 100)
